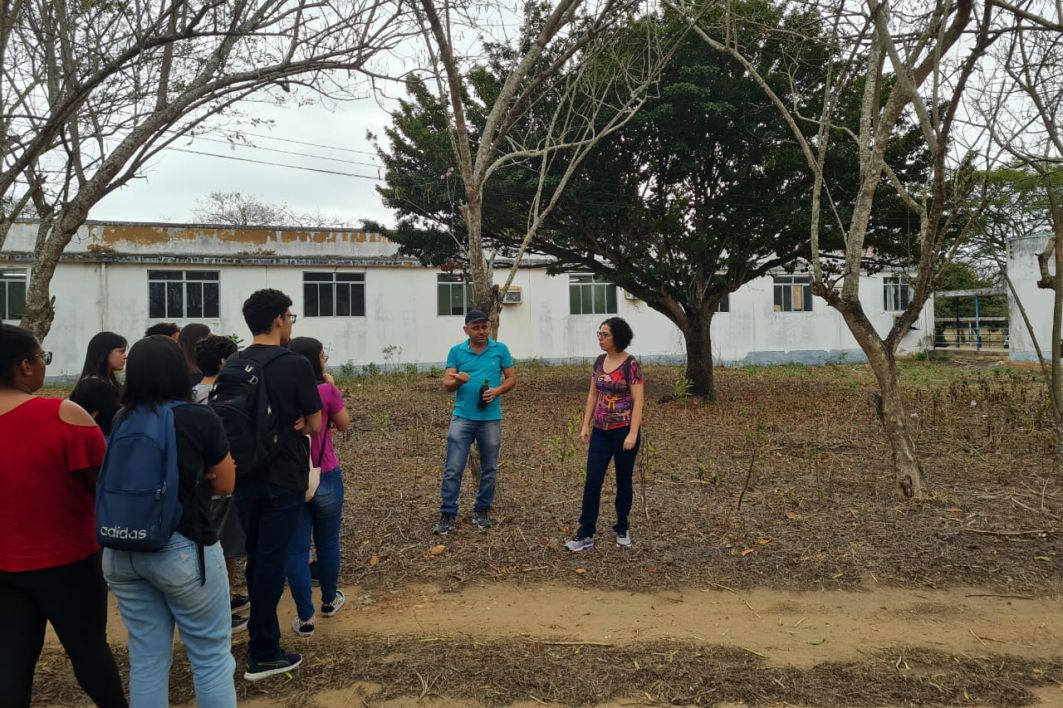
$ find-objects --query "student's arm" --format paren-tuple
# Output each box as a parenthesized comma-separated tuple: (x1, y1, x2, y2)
(207, 454, 236, 496)
(580, 377, 597, 444)
(624, 381, 645, 451)
(301, 411, 323, 435)
(59, 399, 107, 489)
(329, 386, 351, 432)
(292, 355, 324, 435)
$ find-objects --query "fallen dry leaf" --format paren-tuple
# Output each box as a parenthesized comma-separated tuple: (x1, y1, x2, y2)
(574, 567, 587, 575)
(368, 555, 380, 566)
(429, 545, 446, 556)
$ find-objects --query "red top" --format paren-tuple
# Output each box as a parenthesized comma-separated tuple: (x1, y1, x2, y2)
(0, 397, 106, 572)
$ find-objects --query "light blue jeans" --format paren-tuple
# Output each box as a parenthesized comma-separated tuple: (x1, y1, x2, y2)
(440, 416, 501, 515)
(286, 467, 345, 622)
(103, 533, 236, 708)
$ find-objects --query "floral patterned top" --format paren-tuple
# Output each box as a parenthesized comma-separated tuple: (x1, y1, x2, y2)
(592, 354, 644, 430)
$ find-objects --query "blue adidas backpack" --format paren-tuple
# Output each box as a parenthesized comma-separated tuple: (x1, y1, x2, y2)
(95, 401, 186, 551)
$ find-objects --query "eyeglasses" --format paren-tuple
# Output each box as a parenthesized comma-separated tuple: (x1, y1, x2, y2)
(30, 351, 52, 365)
(285, 312, 298, 324)
(596, 331, 611, 339)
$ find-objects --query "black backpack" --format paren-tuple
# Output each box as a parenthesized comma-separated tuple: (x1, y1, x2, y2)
(208, 347, 290, 478)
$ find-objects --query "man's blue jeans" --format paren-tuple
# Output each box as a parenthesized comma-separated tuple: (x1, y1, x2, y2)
(103, 534, 236, 708)
(440, 416, 501, 515)
(285, 468, 344, 622)
(233, 483, 303, 662)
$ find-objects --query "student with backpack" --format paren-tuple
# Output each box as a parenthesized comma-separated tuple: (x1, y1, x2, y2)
(565, 317, 645, 552)
(98, 335, 237, 706)
(0, 324, 127, 708)
(211, 289, 321, 680)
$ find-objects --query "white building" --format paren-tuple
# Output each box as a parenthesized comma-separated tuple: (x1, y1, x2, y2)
(0, 221, 931, 377)
(1008, 233, 1057, 362)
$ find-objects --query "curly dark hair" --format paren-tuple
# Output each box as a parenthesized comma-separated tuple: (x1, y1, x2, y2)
(601, 317, 634, 351)
(194, 335, 238, 377)
(144, 322, 180, 338)
(242, 289, 292, 335)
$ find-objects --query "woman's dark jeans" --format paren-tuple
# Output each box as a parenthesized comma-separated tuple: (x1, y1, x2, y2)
(577, 426, 641, 538)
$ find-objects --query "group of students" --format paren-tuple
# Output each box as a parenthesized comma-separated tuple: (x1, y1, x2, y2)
(0, 288, 349, 708)
(1, 291, 647, 708)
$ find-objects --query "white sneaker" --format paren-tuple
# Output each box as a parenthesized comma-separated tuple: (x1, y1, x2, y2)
(615, 531, 633, 547)
(292, 614, 315, 637)
(565, 536, 595, 552)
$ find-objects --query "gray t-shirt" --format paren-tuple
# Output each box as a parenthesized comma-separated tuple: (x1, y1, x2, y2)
(192, 382, 212, 404)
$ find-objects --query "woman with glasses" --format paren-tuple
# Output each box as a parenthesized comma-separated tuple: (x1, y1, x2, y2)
(0, 324, 127, 708)
(285, 337, 350, 637)
(70, 331, 128, 437)
(565, 317, 645, 552)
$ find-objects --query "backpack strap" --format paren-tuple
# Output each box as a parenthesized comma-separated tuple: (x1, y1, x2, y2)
(165, 401, 208, 586)
(316, 413, 330, 468)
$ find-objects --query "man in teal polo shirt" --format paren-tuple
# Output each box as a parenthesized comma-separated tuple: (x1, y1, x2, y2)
(433, 309, 517, 535)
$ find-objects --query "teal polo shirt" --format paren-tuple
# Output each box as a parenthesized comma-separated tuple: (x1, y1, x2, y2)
(446, 338, 514, 421)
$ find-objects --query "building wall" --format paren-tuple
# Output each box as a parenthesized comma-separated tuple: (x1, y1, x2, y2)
(1008, 234, 1056, 362)
(0, 221, 932, 376)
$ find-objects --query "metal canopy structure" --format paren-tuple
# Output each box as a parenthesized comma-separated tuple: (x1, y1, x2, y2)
(933, 287, 1009, 352)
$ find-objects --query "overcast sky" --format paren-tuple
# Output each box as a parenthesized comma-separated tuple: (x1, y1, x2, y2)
(91, 97, 396, 228)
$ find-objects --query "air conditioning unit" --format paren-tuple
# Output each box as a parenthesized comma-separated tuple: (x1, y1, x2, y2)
(501, 287, 523, 305)
(623, 290, 640, 301)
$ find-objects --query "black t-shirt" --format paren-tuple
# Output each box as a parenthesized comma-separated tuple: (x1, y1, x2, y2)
(240, 345, 322, 492)
(173, 404, 230, 545)
(70, 377, 121, 436)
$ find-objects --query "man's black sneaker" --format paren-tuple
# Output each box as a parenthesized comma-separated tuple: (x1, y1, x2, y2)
(472, 509, 492, 529)
(232, 613, 249, 633)
(432, 513, 456, 535)
(244, 652, 303, 681)
(231, 594, 250, 612)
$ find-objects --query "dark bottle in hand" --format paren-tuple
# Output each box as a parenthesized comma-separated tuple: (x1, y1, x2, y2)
(478, 379, 490, 410)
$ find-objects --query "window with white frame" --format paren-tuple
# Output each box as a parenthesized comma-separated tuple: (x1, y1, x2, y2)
(773, 274, 812, 312)
(148, 270, 219, 319)
(569, 275, 617, 315)
(0, 268, 28, 320)
(437, 273, 472, 316)
(304, 272, 365, 317)
(883, 275, 913, 312)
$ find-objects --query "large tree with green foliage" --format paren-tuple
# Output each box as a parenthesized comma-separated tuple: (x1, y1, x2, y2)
(376, 0, 926, 399)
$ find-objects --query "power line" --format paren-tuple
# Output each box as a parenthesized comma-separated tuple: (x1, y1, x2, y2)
(188, 135, 382, 169)
(231, 130, 380, 157)
(169, 148, 381, 180)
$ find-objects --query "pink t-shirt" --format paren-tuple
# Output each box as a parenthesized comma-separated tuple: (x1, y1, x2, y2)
(311, 382, 345, 473)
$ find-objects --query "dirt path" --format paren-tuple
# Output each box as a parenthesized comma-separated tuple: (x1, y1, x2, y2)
(44, 582, 1063, 706)
(302, 582, 1063, 668)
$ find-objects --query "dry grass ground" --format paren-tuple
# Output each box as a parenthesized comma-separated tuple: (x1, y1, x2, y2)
(31, 356, 1063, 706)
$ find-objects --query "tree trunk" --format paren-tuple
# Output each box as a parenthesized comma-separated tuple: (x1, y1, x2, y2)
(844, 310, 927, 499)
(682, 310, 716, 401)
(20, 219, 77, 340)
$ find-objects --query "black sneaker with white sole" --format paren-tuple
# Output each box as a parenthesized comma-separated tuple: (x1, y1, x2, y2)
(244, 652, 303, 681)
(472, 509, 492, 529)
(432, 512, 456, 535)
(232, 613, 249, 633)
